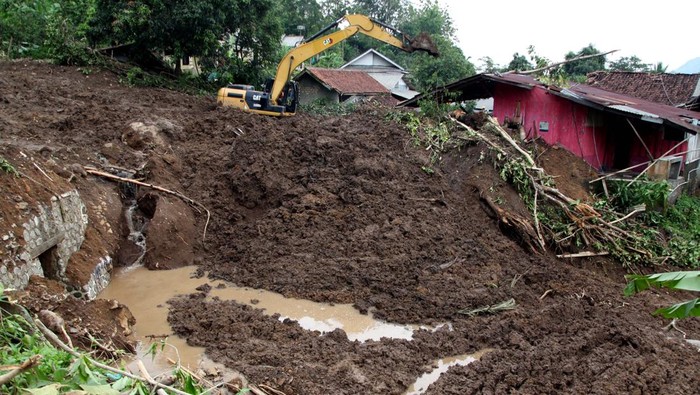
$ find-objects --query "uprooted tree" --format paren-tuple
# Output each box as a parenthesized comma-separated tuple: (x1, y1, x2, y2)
(391, 105, 699, 269)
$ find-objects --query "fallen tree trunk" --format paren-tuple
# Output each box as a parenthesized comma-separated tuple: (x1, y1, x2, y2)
(450, 114, 654, 262)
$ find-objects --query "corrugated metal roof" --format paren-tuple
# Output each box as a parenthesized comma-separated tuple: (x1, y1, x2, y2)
(391, 89, 419, 100)
(399, 73, 700, 134)
(297, 67, 390, 95)
(608, 105, 660, 119)
(398, 73, 538, 107)
(562, 83, 700, 133)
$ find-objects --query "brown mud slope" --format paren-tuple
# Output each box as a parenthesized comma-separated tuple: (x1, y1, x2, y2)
(1, 60, 699, 394)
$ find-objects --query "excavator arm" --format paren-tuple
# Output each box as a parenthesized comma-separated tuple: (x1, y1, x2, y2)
(217, 14, 438, 116)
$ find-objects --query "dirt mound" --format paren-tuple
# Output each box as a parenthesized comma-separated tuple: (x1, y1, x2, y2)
(1, 60, 699, 394)
(12, 276, 136, 356)
(170, 106, 700, 393)
(195, 110, 516, 323)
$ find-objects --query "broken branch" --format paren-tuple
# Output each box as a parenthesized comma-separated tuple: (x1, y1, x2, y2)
(84, 167, 211, 241)
(589, 161, 651, 183)
(556, 251, 610, 259)
(34, 318, 193, 395)
(33, 162, 54, 182)
(450, 117, 509, 157)
(628, 138, 689, 186)
(485, 118, 536, 167)
(0, 355, 43, 386)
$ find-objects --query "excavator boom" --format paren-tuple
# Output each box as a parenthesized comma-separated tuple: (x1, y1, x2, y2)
(217, 14, 439, 116)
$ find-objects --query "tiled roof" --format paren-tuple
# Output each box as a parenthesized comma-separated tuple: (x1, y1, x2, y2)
(586, 71, 700, 107)
(298, 67, 390, 95)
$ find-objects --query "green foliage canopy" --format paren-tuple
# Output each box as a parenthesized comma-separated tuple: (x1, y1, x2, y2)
(353, 0, 406, 26)
(407, 35, 475, 91)
(90, 0, 227, 57)
(279, 0, 325, 36)
(608, 55, 651, 72)
(563, 44, 606, 78)
(394, 0, 474, 91)
(1, 0, 95, 62)
(88, 0, 283, 84)
(506, 52, 532, 72)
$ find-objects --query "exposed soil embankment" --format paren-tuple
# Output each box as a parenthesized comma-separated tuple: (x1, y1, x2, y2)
(1, 60, 698, 394)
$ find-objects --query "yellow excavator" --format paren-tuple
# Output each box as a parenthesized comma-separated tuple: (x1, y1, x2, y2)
(216, 14, 439, 116)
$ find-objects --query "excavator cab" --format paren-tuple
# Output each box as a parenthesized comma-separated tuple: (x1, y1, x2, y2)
(277, 80, 299, 114)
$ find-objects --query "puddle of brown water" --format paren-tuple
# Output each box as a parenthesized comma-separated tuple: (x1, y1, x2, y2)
(98, 265, 211, 374)
(99, 266, 445, 373)
(207, 285, 434, 342)
(404, 349, 491, 395)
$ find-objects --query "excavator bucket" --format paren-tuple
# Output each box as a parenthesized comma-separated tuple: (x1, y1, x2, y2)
(409, 32, 440, 57)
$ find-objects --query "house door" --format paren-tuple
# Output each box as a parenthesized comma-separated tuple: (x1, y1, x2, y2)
(612, 124, 632, 170)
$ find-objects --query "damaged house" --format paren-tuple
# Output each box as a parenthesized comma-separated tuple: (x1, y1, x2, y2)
(401, 74, 700, 186)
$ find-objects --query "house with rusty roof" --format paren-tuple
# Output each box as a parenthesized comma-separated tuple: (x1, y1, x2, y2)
(586, 71, 700, 111)
(294, 67, 395, 106)
(400, 74, 700, 186)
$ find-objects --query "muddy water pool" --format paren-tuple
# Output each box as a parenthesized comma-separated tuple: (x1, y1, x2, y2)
(98, 265, 449, 374)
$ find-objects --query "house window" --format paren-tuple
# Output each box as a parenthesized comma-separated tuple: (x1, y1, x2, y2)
(539, 121, 549, 132)
(182, 57, 190, 66)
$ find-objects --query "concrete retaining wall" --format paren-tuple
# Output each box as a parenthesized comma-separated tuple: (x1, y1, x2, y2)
(85, 256, 113, 299)
(0, 190, 98, 292)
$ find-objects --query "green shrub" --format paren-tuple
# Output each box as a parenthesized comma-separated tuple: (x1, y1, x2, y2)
(606, 178, 670, 212)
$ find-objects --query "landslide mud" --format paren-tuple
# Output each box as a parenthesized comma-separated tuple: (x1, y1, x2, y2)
(2, 60, 699, 394)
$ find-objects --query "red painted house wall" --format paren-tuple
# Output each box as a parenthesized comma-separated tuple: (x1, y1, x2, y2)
(491, 84, 688, 171)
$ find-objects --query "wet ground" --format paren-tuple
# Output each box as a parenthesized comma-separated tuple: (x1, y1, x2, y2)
(99, 265, 472, 393)
(2, 60, 699, 394)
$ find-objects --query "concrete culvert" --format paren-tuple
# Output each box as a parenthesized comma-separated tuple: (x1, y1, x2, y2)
(38, 245, 61, 281)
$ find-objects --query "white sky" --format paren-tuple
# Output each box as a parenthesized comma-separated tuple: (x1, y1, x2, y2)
(437, 0, 699, 72)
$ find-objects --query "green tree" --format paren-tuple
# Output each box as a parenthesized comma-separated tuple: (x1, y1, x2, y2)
(318, 0, 353, 20)
(353, 0, 406, 26)
(563, 44, 606, 78)
(477, 56, 501, 73)
(608, 55, 650, 72)
(653, 61, 668, 73)
(280, 0, 325, 36)
(216, 0, 283, 85)
(399, 0, 455, 39)
(89, 0, 282, 84)
(527, 45, 550, 70)
(407, 34, 474, 91)
(89, 0, 226, 60)
(1, 0, 95, 62)
(312, 46, 345, 68)
(395, 0, 473, 91)
(506, 52, 532, 72)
